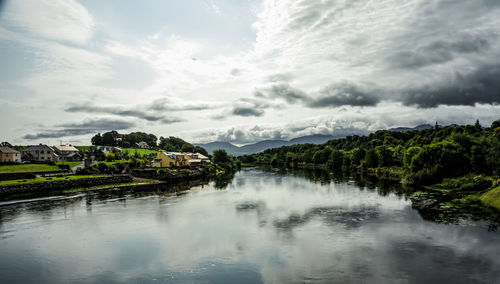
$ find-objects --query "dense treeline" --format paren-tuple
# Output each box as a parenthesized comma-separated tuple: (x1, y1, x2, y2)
(239, 120, 500, 186)
(90, 131, 208, 156)
(91, 131, 158, 148)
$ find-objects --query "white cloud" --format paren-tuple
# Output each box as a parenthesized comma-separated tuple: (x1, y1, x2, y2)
(2, 0, 95, 44)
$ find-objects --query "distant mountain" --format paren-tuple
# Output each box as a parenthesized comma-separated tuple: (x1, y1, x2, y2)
(389, 124, 434, 132)
(196, 134, 338, 156)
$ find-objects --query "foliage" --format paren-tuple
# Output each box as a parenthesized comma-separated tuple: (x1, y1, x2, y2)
(91, 131, 157, 148)
(0, 164, 61, 174)
(212, 149, 241, 171)
(237, 120, 500, 186)
(480, 186, 500, 210)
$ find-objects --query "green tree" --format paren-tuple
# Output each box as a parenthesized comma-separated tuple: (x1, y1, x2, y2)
(364, 148, 378, 168)
(403, 146, 422, 169)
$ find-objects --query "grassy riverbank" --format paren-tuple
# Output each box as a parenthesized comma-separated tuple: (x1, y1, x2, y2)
(481, 186, 500, 210)
(0, 175, 106, 186)
(0, 164, 61, 174)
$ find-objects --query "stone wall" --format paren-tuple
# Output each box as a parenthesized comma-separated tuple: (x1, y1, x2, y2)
(131, 169, 204, 181)
(0, 175, 133, 197)
(0, 172, 37, 181)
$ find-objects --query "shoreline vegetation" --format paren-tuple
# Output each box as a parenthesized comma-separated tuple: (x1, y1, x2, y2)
(237, 120, 500, 222)
(0, 148, 241, 201)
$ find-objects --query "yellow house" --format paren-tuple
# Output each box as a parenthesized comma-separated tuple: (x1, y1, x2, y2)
(153, 152, 188, 168)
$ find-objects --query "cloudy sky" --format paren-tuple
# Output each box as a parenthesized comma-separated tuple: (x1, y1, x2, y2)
(1, 0, 499, 145)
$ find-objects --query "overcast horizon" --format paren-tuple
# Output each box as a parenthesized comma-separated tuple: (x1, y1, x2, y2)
(1, 0, 500, 146)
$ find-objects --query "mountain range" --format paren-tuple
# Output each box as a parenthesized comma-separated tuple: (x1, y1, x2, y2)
(388, 124, 434, 132)
(195, 134, 339, 156)
(196, 124, 438, 156)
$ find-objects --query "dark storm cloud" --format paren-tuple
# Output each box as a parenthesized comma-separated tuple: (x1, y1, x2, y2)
(65, 97, 198, 123)
(402, 64, 500, 108)
(23, 118, 135, 140)
(256, 83, 309, 104)
(66, 105, 164, 121)
(388, 36, 492, 69)
(232, 107, 264, 117)
(256, 82, 380, 108)
(308, 83, 381, 108)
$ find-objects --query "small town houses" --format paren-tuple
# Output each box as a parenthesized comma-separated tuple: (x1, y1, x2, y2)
(20, 144, 82, 163)
(152, 152, 210, 168)
(0, 146, 21, 163)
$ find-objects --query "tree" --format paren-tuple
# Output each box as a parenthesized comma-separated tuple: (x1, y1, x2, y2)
(213, 149, 231, 164)
(403, 146, 422, 169)
(328, 150, 343, 169)
(364, 148, 378, 168)
(475, 120, 482, 130)
(181, 143, 195, 153)
(375, 145, 393, 167)
(351, 148, 366, 165)
(91, 133, 102, 145)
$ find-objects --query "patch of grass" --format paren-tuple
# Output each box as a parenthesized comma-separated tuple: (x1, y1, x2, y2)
(75, 146, 91, 152)
(0, 164, 61, 174)
(122, 148, 157, 156)
(428, 175, 493, 192)
(480, 186, 500, 210)
(0, 175, 107, 186)
(99, 159, 129, 166)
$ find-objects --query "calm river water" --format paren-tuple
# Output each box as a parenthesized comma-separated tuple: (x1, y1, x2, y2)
(0, 169, 499, 283)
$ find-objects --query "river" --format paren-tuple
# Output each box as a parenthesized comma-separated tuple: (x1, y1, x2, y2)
(0, 169, 499, 283)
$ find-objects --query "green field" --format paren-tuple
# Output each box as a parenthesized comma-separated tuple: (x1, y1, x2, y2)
(99, 160, 129, 166)
(0, 164, 61, 174)
(0, 175, 107, 186)
(75, 146, 91, 152)
(74, 146, 156, 156)
(481, 186, 500, 210)
(122, 148, 157, 156)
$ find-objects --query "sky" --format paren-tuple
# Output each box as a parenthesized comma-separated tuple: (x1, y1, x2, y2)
(0, 0, 499, 146)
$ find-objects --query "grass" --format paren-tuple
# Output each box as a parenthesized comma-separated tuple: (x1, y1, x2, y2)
(0, 164, 61, 174)
(75, 146, 91, 152)
(122, 148, 157, 156)
(0, 175, 107, 186)
(98, 159, 129, 166)
(480, 186, 500, 210)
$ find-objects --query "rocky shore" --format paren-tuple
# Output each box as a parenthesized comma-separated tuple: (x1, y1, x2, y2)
(0, 175, 133, 197)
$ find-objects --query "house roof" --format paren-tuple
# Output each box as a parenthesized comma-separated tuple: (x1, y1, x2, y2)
(0, 146, 19, 154)
(22, 144, 53, 152)
(195, 153, 209, 160)
(53, 145, 79, 152)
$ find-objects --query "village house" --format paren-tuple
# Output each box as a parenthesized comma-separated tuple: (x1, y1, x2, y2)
(135, 141, 150, 149)
(183, 152, 211, 167)
(153, 152, 210, 168)
(95, 146, 122, 154)
(52, 145, 82, 162)
(22, 144, 58, 162)
(152, 152, 189, 168)
(0, 146, 21, 163)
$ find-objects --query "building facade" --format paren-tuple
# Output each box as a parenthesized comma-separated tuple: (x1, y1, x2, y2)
(0, 146, 21, 163)
(22, 144, 58, 162)
(52, 145, 82, 162)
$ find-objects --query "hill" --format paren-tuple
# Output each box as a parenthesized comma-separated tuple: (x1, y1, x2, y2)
(196, 134, 338, 156)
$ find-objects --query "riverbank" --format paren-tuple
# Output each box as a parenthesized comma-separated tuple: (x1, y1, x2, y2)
(245, 163, 500, 223)
(0, 164, 226, 201)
